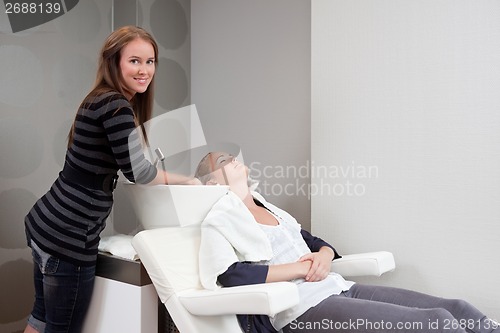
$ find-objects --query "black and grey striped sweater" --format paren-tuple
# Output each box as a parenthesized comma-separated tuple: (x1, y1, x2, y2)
(25, 91, 157, 266)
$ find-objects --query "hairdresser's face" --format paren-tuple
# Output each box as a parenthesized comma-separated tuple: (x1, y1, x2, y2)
(120, 38, 156, 100)
(207, 152, 247, 185)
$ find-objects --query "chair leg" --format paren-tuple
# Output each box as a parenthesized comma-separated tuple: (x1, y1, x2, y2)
(158, 298, 180, 333)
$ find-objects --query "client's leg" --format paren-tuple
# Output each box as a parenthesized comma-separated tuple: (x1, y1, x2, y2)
(283, 284, 498, 333)
(347, 284, 498, 333)
(283, 291, 466, 333)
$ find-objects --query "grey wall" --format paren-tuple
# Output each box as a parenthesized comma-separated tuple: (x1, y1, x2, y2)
(191, 0, 312, 228)
(3, 1, 310, 330)
(0, 0, 191, 331)
(1, 1, 310, 329)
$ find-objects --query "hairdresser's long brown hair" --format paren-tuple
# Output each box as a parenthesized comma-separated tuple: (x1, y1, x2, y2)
(67, 26, 159, 147)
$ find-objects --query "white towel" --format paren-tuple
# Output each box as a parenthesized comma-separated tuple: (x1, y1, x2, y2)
(199, 191, 274, 290)
(98, 234, 138, 261)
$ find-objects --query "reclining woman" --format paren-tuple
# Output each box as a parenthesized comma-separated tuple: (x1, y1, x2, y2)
(195, 151, 499, 333)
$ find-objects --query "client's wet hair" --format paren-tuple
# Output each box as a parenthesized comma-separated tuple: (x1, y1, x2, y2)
(194, 153, 214, 185)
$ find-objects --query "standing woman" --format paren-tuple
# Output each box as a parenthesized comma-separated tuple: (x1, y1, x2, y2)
(23, 26, 198, 333)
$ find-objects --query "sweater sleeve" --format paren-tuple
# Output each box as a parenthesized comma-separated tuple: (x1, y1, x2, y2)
(100, 94, 157, 184)
(301, 229, 342, 260)
(217, 262, 269, 287)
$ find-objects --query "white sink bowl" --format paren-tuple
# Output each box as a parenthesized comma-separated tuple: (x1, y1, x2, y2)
(121, 184, 229, 229)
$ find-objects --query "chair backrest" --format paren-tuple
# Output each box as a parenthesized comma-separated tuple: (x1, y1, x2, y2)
(132, 226, 243, 333)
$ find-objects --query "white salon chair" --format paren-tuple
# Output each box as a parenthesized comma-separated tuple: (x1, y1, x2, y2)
(132, 225, 395, 333)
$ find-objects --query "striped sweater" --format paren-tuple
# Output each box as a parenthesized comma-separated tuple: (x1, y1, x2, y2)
(25, 91, 157, 266)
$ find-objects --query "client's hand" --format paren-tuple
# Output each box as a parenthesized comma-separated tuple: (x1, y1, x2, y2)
(299, 246, 334, 282)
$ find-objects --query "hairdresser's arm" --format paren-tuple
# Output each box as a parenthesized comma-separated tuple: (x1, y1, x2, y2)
(148, 169, 201, 185)
(101, 99, 200, 185)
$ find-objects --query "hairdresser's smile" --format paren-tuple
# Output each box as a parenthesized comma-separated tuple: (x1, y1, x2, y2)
(120, 38, 156, 100)
(134, 77, 149, 84)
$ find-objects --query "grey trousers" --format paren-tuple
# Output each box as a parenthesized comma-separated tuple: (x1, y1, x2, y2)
(283, 284, 499, 333)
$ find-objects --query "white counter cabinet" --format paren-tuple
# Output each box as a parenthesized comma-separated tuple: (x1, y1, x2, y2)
(82, 253, 159, 333)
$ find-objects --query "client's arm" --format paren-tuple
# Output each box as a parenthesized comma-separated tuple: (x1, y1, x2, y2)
(299, 229, 340, 282)
(300, 229, 341, 258)
(266, 261, 312, 283)
(217, 261, 312, 287)
(217, 262, 267, 287)
(299, 246, 334, 282)
(217, 230, 342, 286)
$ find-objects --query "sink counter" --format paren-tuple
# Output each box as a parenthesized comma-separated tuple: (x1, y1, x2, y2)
(82, 252, 159, 333)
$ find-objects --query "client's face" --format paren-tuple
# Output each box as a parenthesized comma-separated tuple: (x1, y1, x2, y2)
(206, 152, 247, 185)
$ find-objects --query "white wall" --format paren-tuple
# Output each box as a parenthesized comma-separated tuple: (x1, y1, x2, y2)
(312, 0, 500, 318)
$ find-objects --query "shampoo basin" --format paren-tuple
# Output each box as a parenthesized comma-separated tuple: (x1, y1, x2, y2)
(121, 183, 229, 229)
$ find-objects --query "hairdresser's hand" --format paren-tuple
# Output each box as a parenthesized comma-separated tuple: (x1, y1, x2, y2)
(184, 177, 202, 185)
(299, 246, 334, 282)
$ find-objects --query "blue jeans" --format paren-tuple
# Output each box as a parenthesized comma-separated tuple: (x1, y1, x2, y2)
(27, 240, 96, 333)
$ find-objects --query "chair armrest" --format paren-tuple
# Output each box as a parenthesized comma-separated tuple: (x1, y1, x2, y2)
(178, 281, 299, 316)
(331, 251, 395, 277)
